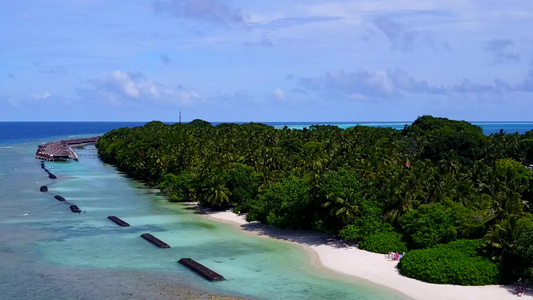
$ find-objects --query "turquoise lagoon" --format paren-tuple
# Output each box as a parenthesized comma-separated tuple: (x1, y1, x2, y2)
(0, 137, 406, 300)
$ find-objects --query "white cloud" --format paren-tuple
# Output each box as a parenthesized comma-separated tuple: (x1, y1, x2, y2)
(31, 91, 52, 100)
(300, 68, 447, 100)
(110, 71, 142, 97)
(299, 65, 533, 102)
(273, 88, 285, 100)
(79, 71, 202, 106)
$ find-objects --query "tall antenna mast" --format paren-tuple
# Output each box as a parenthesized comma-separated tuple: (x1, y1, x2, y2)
(179, 110, 182, 124)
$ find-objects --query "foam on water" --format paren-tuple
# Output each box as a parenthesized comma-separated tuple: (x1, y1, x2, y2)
(0, 139, 406, 300)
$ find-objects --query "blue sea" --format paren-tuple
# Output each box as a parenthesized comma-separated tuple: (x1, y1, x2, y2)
(0, 121, 531, 300)
(0, 122, 146, 146)
(1, 121, 532, 146)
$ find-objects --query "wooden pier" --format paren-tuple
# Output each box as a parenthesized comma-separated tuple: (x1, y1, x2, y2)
(178, 258, 225, 281)
(108, 216, 130, 227)
(36, 136, 100, 161)
(141, 233, 170, 248)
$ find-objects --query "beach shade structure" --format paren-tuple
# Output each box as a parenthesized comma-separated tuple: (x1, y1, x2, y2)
(178, 258, 225, 282)
(40, 186, 48, 192)
(54, 195, 66, 202)
(69, 205, 81, 213)
(48, 173, 57, 179)
(140, 233, 170, 248)
(107, 216, 130, 227)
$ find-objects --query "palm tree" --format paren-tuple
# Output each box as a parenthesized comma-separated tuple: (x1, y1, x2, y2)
(201, 183, 232, 208)
(485, 216, 528, 261)
(323, 189, 360, 227)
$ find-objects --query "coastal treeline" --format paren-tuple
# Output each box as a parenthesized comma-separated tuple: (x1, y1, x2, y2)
(96, 116, 533, 285)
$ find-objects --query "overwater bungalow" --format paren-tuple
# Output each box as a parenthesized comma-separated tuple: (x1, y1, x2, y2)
(35, 136, 100, 161)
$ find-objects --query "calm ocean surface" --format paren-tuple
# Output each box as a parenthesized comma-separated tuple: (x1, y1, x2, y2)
(1, 121, 532, 299)
(1, 121, 532, 146)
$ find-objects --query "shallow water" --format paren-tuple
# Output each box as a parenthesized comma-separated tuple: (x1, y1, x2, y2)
(0, 138, 406, 300)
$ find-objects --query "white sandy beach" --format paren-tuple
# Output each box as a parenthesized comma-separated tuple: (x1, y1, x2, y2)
(203, 209, 529, 300)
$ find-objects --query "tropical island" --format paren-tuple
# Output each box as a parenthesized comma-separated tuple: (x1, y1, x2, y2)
(96, 116, 533, 289)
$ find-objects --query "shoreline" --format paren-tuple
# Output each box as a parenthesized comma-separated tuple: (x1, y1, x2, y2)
(201, 208, 527, 300)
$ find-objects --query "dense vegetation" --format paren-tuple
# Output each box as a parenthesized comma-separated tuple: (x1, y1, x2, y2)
(96, 116, 533, 285)
(398, 239, 502, 285)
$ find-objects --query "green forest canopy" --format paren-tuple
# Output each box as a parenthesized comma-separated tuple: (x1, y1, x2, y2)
(96, 116, 533, 285)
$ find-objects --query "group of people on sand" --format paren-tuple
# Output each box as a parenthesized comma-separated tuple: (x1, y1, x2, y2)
(387, 251, 405, 261)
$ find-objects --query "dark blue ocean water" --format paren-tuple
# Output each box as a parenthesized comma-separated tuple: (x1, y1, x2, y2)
(1, 121, 533, 146)
(0, 122, 147, 145)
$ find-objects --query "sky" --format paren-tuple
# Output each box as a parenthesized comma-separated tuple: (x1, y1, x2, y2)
(1, 0, 533, 122)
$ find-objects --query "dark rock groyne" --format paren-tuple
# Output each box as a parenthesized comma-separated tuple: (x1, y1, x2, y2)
(141, 233, 170, 248)
(108, 216, 130, 227)
(178, 258, 225, 281)
(70, 205, 81, 213)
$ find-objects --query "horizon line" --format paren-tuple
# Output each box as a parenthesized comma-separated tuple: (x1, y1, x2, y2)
(1, 120, 533, 124)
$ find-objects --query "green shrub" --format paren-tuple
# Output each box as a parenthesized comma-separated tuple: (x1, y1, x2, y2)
(318, 168, 366, 232)
(337, 198, 391, 242)
(159, 172, 195, 202)
(403, 115, 486, 162)
(458, 208, 490, 239)
(224, 163, 260, 211)
(399, 203, 459, 249)
(338, 225, 359, 241)
(515, 229, 533, 279)
(246, 175, 312, 229)
(398, 239, 501, 285)
(358, 231, 407, 254)
(355, 198, 391, 240)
